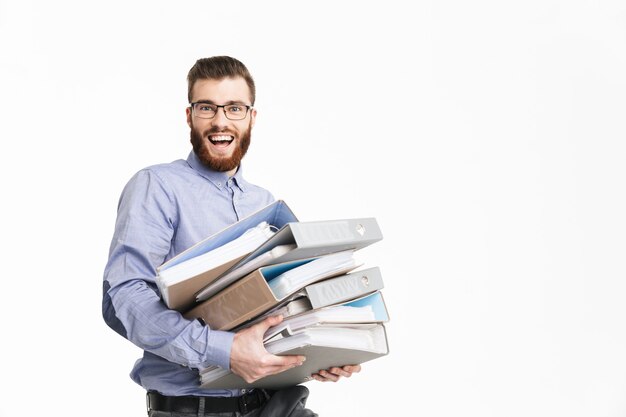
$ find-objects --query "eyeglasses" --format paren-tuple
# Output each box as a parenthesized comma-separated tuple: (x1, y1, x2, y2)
(190, 102, 253, 120)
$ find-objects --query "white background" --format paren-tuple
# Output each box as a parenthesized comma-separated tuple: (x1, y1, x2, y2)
(1, 1, 626, 416)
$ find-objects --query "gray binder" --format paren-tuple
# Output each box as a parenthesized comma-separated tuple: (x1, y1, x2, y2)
(304, 267, 384, 309)
(219, 217, 383, 279)
(199, 324, 389, 389)
(233, 268, 385, 331)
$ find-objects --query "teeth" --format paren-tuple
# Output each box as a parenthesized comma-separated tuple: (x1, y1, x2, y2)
(210, 135, 233, 142)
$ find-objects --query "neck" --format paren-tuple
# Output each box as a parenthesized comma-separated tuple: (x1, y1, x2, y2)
(226, 166, 238, 178)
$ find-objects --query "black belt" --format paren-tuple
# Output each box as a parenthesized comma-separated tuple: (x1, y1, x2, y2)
(147, 390, 273, 414)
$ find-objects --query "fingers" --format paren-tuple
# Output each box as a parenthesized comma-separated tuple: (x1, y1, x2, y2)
(235, 354, 306, 383)
(328, 367, 351, 378)
(256, 360, 303, 378)
(263, 353, 306, 368)
(342, 364, 361, 374)
(275, 355, 306, 373)
(257, 354, 306, 381)
(231, 315, 305, 383)
(312, 365, 362, 383)
(312, 369, 341, 382)
(260, 314, 283, 330)
(250, 314, 285, 337)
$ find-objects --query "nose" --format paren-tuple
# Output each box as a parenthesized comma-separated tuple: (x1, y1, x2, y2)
(211, 106, 229, 129)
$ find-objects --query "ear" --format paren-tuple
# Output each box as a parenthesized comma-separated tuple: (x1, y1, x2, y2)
(249, 108, 257, 129)
(186, 106, 192, 128)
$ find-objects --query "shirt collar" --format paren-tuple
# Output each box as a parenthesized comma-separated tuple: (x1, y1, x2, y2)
(186, 151, 248, 192)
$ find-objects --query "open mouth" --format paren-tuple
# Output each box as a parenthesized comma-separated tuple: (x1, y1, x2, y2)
(208, 135, 234, 147)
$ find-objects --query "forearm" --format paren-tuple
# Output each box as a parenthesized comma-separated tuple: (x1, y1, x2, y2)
(104, 278, 234, 370)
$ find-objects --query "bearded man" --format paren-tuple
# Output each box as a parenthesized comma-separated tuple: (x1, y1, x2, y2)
(103, 56, 360, 417)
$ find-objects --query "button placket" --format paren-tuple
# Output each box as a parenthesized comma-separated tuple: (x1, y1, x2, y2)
(228, 182, 242, 220)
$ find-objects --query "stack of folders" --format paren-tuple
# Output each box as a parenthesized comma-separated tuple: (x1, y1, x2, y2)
(154, 200, 390, 389)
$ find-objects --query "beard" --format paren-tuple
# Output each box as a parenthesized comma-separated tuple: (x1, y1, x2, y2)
(190, 121, 251, 172)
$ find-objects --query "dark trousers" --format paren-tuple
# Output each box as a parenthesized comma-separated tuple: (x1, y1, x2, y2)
(148, 386, 317, 417)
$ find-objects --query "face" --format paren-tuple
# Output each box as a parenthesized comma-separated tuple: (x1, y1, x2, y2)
(186, 77, 257, 174)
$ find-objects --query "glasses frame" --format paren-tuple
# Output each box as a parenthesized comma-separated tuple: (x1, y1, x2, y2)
(189, 102, 253, 120)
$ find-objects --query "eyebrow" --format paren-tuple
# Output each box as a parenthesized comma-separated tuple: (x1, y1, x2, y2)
(192, 100, 249, 105)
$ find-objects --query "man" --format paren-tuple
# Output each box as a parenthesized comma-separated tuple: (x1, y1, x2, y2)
(103, 56, 360, 416)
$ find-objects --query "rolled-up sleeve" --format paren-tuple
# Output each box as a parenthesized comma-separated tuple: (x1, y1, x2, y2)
(102, 169, 233, 371)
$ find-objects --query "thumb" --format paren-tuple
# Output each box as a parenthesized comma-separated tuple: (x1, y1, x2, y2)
(258, 314, 283, 332)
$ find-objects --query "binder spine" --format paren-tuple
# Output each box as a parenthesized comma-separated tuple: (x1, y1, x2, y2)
(305, 267, 384, 309)
(291, 218, 383, 249)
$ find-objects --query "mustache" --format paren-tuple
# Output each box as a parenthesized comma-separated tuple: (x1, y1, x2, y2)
(203, 127, 237, 136)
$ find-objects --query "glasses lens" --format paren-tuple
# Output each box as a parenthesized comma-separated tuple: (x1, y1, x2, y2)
(192, 104, 249, 120)
(224, 105, 248, 120)
(193, 103, 217, 119)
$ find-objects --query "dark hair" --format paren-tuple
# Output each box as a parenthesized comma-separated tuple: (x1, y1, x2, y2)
(187, 56, 256, 105)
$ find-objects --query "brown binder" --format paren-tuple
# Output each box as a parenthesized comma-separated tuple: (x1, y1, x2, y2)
(184, 256, 357, 330)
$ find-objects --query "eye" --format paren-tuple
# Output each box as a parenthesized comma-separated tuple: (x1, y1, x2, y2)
(198, 104, 216, 112)
(227, 105, 243, 113)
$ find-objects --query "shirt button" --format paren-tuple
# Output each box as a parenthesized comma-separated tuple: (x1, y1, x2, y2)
(241, 389, 247, 394)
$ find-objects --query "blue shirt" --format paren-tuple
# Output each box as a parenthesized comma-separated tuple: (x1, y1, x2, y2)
(103, 151, 275, 396)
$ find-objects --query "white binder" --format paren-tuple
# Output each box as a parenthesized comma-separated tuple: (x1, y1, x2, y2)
(154, 200, 297, 311)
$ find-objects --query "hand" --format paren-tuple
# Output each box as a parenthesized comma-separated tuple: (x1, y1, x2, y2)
(230, 315, 306, 383)
(311, 364, 361, 382)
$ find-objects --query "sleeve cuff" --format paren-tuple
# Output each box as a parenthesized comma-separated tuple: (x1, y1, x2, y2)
(206, 329, 235, 370)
